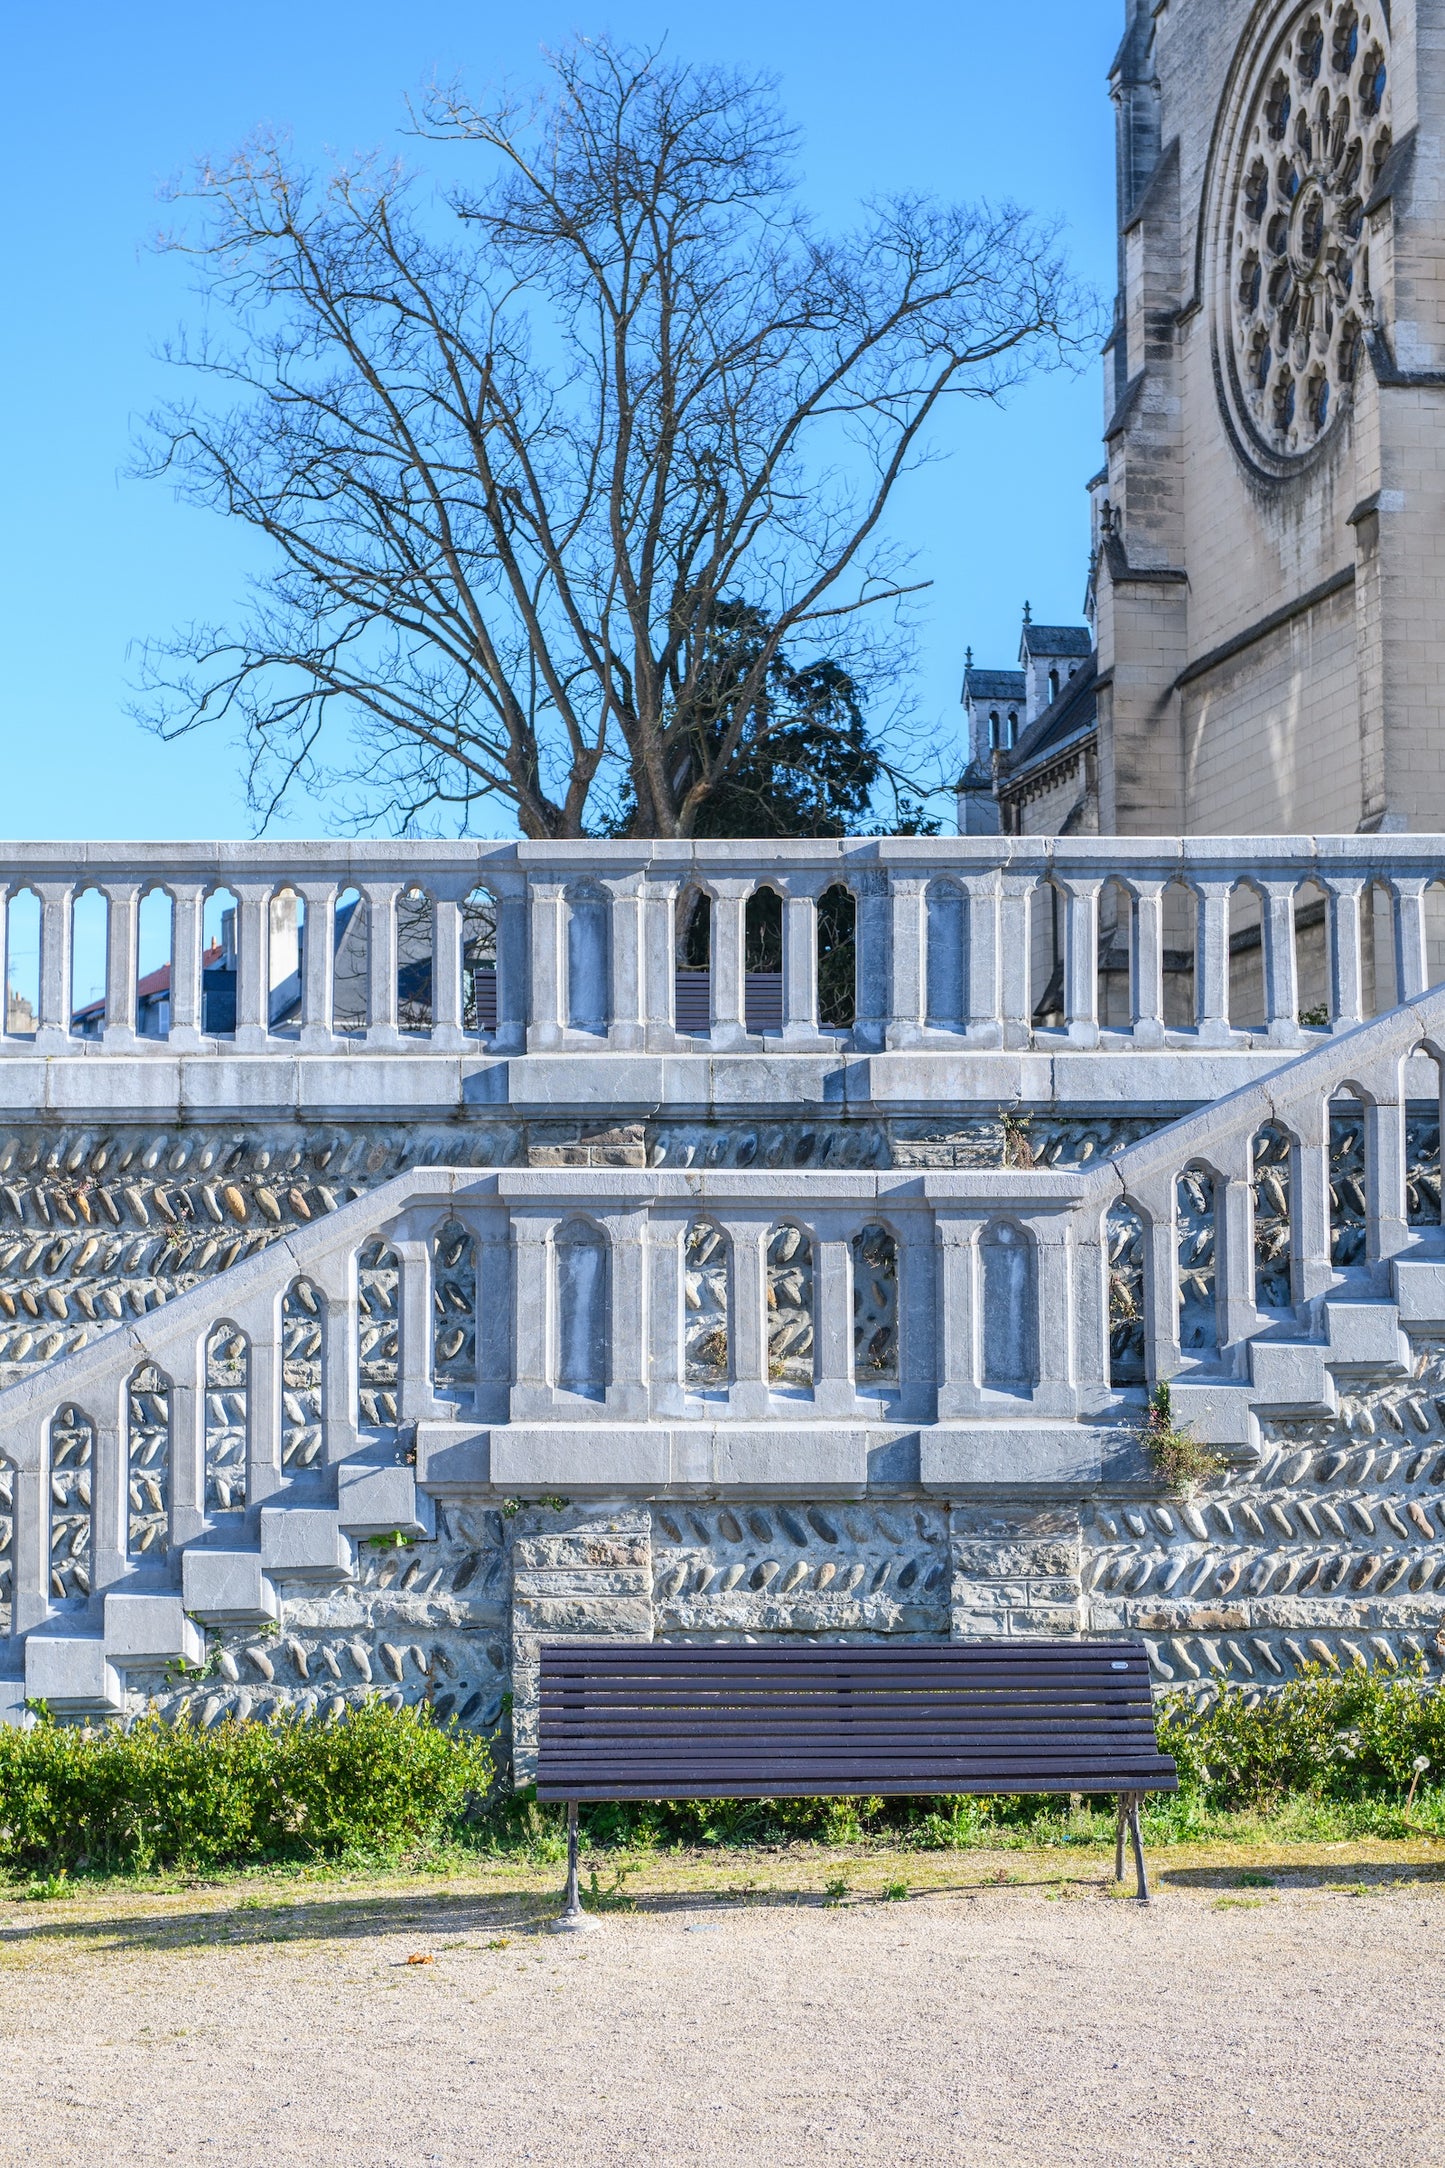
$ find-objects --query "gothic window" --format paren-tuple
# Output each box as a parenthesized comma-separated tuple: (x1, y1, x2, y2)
(1222, 0, 1390, 465)
(49, 1405, 93, 1599)
(766, 1222, 814, 1391)
(127, 1362, 170, 1558)
(852, 1225, 898, 1384)
(206, 1324, 249, 1514)
(988, 708, 1001, 749)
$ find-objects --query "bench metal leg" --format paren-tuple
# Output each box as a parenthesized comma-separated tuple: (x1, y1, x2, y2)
(552, 1801, 599, 1933)
(1113, 1795, 1127, 1884)
(1126, 1794, 1150, 1905)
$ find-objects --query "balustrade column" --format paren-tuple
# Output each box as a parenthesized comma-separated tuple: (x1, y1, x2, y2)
(168, 883, 206, 1049)
(243, 1306, 284, 1505)
(812, 1228, 854, 1418)
(1193, 881, 1233, 1044)
(363, 882, 400, 1048)
(962, 874, 1002, 1046)
(852, 871, 890, 1052)
(393, 1239, 435, 1425)
(91, 1411, 126, 1594)
(471, 1217, 514, 1422)
(102, 883, 140, 1049)
(1326, 878, 1365, 1028)
(525, 883, 566, 1051)
(1364, 1090, 1409, 1261)
(1031, 1220, 1076, 1416)
(885, 875, 928, 1049)
(780, 887, 821, 1046)
(35, 882, 74, 1050)
(1128, 879, 1166, 1046)
(1218, 1168, 1259, 1353)
(642, 880, 677, 1051)
(722, 1221, 770, 1421)
(1391, 876, 1430, 1001)
(1261, 880, 1303, 1044)
(508, 1217, 553, 1419)
(297, 883, 337, 1049)
(169, 1364, 206, 1549)
(429, 895, 465, 1051)
(605, 1211, 649, 1419)
(1070, 1212, 1110, 1405)
(707, 880, 751, 1048)
(997, 873, 1034, 1048)
(607, 876, 647, 1052)
(1059, 876, 1102, 1046)
(227, 885, 271, 1051)
(1290, 1102, 1333, 1304)
(646, 1220, 687, 1420)
(12, 1451, 49, 1635)
(313, 1276, 358, 1465)
(933, 1215, 980, 1419)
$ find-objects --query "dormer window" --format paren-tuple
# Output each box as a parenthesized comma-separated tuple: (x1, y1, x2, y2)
(988, 709, 1002, 749)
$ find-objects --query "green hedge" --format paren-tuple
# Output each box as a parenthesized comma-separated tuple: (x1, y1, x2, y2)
(1156, 1664, 1445, 1809)
(0, 1700, 493, 1874)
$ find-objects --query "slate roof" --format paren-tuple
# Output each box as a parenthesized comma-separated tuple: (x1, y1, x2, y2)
(1019, 624, 1093, 660)
(961, 668, 1026, 702)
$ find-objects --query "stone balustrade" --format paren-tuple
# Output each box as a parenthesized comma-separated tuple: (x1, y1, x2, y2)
(3, 834, 1445, 1060)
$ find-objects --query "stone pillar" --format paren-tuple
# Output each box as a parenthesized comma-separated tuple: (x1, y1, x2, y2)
(167, 883, 206, 1050)
(707, 880, 751, 1049)
(1391, 876, 1430, 1002)
(91, 1411, 127, 1594)
(169, 1365, 206, 1551)
(605, 1210, 650, 1420)
(35, 882, 74, 1051)
(852, 869, 890, 1052)
(1128, 878, 1166, 1046)
(243, 1305, 285, 1505)
(997, 872, 1035, 1048)
(101, 883, 140, 1051)
(363, 882, 400, 1049)
(492, 877, 530, 1055)
(509, 1506, 653, 1784)
(394, 1239, 435, 1426)
(1260, 880, 1304, 1046)
(11, 1441, 51, 1636)
(232, 885, 271, 1052)
(606, 874, 647, 1052)
(933, 1214, 979, 1420)
(812, 1225, 854, 1419)
(1060, 874, 1102, 1047)
(298, 883, 337, 1049)
(885, 875, 929, 1049)
(962, 872, 1002, 1046)
(429, 894, 466, 1051)
(526, 883, 566, 1051)
(1326, 878, 1365, 1029)
(1192, 880, 1233, 1045)
(780, 885, 821, 1046)
(721, 1220, 770, 1421)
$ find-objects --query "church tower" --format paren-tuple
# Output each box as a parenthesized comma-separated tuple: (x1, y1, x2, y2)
(1095, 0, 1445, 837)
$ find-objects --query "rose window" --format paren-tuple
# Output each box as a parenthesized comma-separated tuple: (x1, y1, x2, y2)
(1223, 3, 1391, 464)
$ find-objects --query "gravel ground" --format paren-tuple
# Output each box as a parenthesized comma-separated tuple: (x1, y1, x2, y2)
(0, 1864, 1441, 2167)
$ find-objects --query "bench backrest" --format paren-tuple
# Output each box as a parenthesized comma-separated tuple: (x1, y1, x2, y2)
(536, 1639, 1178, 1801)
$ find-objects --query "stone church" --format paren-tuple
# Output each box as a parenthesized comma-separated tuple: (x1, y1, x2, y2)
(962, 0, 1441, 848)
(1, 0, 1444, 1753)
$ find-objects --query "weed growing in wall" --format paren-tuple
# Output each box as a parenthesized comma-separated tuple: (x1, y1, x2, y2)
(1141, 1383, 1224, 1493)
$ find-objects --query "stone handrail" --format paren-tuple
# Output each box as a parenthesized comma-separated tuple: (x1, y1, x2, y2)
(3, 833, 1444, 1056)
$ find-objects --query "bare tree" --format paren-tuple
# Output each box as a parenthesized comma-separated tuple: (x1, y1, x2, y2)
(137, 39, 1087, 838)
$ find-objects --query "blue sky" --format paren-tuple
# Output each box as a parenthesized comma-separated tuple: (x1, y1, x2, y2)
(0, 0, 1118, 843)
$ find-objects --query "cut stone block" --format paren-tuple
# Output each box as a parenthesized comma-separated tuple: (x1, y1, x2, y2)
(1322, 1301, 1410, 1373)
(1167, 1379, 1258, 1449)
(181, 1548, 280, 1624)
(25, 1636, 123, 1714)
(1391, 1258, 1445, 1325)
(335, 1462, 434, 1538)
(1247, 1339, 1335, 1413)
(103, 1593, 205, 1670)
(259, 1508, 354, 1582)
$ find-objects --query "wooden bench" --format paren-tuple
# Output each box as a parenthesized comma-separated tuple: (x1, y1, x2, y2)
(536, 1638, 1178, 1923)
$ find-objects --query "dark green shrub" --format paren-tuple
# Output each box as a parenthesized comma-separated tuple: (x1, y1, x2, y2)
(0, 1700, 493, 1874)
(1157, 1664, 1445, 1809)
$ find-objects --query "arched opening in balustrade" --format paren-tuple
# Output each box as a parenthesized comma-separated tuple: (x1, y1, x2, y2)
(555, 1218, 608, 1399)
(136, 887, 174, 1041)
(461, 888, 498, 1037)
(925, 880, 967, 1031)
(69, 886, 109, 1041)
(49, 1403, 94, 1600)
(201, 886, 239, 1038)
(852, 1223, 899, 1385)
(766, 1221, 814, 1392)
(0, 1452, 12, 1637)
(683, 1218, 730, 1392)
(1028, 877, 1066, 1029)
(432, 1220, 476, 1399)
(980, 1219, 1038, 1390)
(205, 1322, 249, 1515)
(1328, 1084, 1367, 1265)
(1362, 877, 1398, 1017)
(1106, 1200, 1147, 1385)
(744, 886, 783, 1034)
(281, 1276, 325, 1468)
(1097, 879, 1133, 1029)
(396, 884, 434, 1035)
(1228, 881, 1266, 1031)
(126, 1360, 170, 1559)
(1252, 1123, 1293, 1312)
(674, 887, 711, 1037)
(332, 887, 368, 1035)
(1162, 878, 1196, 1030)
(1176, 1164, 1219, 1353)
(1407, 1043, 1443, 1230)
(266, 886, 305, 1037)
(817, 884, 856, 1030)
(565, 883, 610, 1035)
(1426, 882, 1445, 996)
(1294, 878, 1331, 1025)
(357, 1236, 400, 1431)
(2, 885, 40, 1040)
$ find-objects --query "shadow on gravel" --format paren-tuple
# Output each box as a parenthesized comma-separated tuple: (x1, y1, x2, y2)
(1159, 1859, 1445, 1891)
(0, 1888, 554, 1954)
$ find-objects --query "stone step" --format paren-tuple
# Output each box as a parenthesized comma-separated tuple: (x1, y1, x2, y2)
(259, 1507, 354, 1583)
(335, 1462, 432, 1539)
(181, 1547, 280, 1625)
(102, 1592, 205, 1671)
(24, 1635, 124, 1715)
